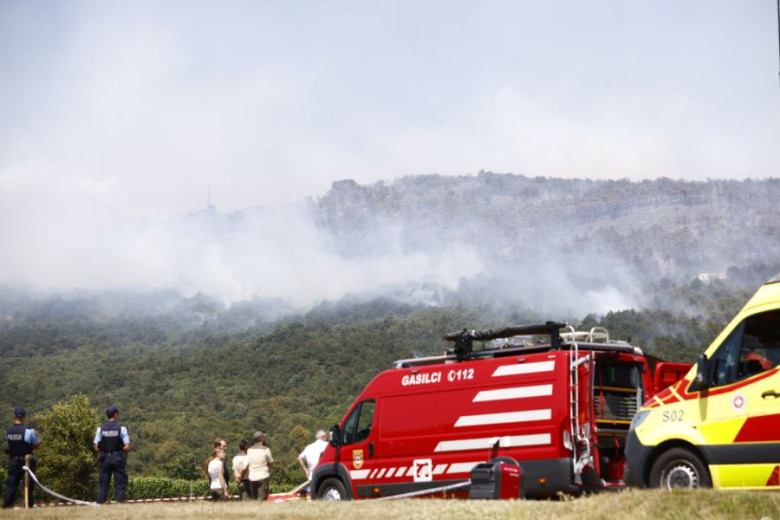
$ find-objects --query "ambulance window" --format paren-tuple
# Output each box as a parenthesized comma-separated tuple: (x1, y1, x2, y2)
(710, 309, 780, 386)
(711, 324, 742, 387)
(341, 400, 375, 445)
(736, 310, 780, 380)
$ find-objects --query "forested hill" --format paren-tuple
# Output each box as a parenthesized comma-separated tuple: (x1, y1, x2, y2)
(310, 174, 778, 311)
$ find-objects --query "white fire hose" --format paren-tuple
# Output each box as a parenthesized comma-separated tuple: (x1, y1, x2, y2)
(23, 466, 98, 507)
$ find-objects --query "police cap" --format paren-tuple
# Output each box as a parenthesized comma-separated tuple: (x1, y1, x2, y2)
(106, 405, 119, 417)
(13, 406, 26, 417)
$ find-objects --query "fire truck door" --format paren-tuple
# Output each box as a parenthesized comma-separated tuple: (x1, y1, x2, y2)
(340, 399, 377, 483)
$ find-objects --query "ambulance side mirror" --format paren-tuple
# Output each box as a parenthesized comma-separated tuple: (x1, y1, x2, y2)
(329, 425, 342, 448)
(693, 353, 710, 390)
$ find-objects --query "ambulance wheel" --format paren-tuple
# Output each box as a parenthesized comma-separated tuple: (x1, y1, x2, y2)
(317, 478, 348, 501)
(649, 448, 711, 489)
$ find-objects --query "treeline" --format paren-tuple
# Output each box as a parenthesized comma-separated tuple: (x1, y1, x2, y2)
(0, 269, 775, 499)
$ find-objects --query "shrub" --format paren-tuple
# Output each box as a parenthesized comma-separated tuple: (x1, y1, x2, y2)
(125, 477, 242, 500)
(33, 394, 99, 502)
(126, 476, 210, 500)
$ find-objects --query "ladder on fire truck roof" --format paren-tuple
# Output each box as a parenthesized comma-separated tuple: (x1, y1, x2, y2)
(560, 326, 610, 343)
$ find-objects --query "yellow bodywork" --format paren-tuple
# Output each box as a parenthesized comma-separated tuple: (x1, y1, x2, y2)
(632, 276, 780, 489)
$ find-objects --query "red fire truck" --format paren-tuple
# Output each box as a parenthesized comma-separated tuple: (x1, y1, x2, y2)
(311, 322, 689, 500)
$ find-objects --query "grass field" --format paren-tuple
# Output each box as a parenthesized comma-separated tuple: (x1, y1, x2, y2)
(1, 490, 777, 520)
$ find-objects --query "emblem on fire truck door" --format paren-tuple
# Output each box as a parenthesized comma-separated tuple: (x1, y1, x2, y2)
(412, 459, 433, 482)
(353, 449, 364, 469)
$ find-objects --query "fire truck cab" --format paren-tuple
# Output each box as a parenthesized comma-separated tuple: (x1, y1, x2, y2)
(311, 322, 685, 500)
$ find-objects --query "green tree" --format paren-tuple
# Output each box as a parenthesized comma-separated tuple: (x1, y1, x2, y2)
(34, 394, 99, 502)
(288, 424, 311, 449)
(161, 454, 202, 481)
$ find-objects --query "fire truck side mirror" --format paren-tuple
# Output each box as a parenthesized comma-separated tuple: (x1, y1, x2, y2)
(693, 353, 710, 389)
(329, 425, 342, 448)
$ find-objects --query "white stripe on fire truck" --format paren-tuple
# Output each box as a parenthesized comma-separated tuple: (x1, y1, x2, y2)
(349, 464, 454, 481)
(492, 360, 555, 377)
(447, 461, 482, 474)
(350, 469, 370, 480)
(473, 383, 553, 402)
(434, 433, 551, 452)
(454, 409, 552, 427)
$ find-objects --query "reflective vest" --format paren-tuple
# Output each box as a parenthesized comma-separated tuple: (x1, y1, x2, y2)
(98, 421, 124, 453)
(6, 424, 32, 457)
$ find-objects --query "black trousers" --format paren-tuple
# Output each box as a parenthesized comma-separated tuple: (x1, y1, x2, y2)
(97, 452, 127, 504)
(238, 479, 251, 500)
(249, 477, 269, 501)
(3, 456, 36, 508)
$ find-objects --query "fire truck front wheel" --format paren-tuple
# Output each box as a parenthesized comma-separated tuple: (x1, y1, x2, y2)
(648, 448, 711, 489)
(317, 478, 348, 501)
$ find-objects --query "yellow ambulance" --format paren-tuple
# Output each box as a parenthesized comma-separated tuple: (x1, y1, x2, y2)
(625, 274, 780, 489)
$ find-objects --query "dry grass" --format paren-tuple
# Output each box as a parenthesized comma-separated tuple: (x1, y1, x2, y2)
(0, 490, 777, 520)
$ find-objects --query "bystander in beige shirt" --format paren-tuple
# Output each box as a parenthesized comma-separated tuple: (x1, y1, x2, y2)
(247, 443, 273, 481)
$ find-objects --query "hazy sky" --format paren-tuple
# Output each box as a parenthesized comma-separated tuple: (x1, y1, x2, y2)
(1, 1, 778, 303)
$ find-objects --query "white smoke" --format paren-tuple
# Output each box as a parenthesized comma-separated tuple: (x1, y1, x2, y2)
(0, 181, 486, 310)
(0, 158, 641, 317)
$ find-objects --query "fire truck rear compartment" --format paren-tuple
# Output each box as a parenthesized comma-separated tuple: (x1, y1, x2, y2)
(592, 361, 644, 481)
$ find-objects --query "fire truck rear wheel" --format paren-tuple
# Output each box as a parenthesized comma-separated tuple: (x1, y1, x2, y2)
(649, 448, 711, 489)
(317, 478, 348, 501)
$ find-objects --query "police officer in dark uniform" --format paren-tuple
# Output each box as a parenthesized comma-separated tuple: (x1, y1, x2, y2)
(93, 405, 130, 504)
(3, 407, 41, 509)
